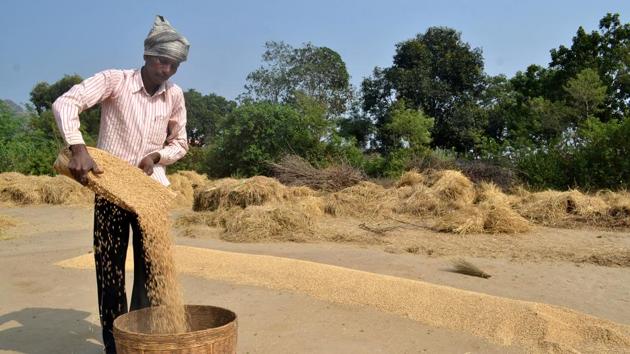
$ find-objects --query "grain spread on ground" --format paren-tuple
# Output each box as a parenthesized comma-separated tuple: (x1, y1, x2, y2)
(57, 246, 630, 353)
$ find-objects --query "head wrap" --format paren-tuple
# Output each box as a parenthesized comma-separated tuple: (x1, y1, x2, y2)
(144, 15, 190, 63)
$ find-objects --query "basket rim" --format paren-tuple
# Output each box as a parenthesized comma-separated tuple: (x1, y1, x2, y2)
(113, 304, 237, 339)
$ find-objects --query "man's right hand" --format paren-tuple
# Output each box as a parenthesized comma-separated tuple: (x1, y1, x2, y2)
(68, 144, 103, 185)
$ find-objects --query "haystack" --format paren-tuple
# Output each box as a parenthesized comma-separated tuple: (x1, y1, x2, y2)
(0, 174, 93, 205)
(425, 170, 476, 208)
(597, 190, 630, 218)
(222, 204, 317, 242)
(432, 206, 485, 234)
(396, 170, 425, 188)
(193, 176, 286, 212)
(395, 184, 442, 216)
(174, 170, 209, 188)
(517, 190, 609, 226)
(323, 181, 398, 219)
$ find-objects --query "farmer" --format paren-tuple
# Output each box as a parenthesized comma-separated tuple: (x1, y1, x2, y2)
(52, 15, 189, 354)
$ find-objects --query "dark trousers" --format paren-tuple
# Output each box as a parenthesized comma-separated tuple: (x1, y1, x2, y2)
(93, 196, 151, 354)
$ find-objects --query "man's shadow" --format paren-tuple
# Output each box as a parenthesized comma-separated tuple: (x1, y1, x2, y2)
(0, 307, 103, 354)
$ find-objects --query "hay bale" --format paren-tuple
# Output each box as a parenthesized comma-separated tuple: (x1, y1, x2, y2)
(323, 181, 397, 219)
(222, 204, 316, 242)
(517, 190, 609, 226)
(396, 170, 425, 188)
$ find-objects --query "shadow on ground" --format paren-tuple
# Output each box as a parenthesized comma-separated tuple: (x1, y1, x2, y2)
(0, 307, 102, 354)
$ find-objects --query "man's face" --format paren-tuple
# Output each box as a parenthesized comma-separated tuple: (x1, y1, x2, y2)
(143, 55, 179, 85)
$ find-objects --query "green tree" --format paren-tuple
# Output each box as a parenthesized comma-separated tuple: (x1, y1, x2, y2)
(563, 68, 607, 121)
(30, 75, 100, 144)
(243, 41, 352, 116)
(550, 13, 630, 119)
(363, 27, 486, 152)
(206, 101, 327, 176)
(384, 101, 434, 152)
(184, 89, 236, 146)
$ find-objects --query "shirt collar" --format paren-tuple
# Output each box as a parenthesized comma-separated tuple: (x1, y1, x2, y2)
(133, 69, 169, 96)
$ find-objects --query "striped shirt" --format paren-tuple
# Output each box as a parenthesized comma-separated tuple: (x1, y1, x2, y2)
(52, 69, 188, 186)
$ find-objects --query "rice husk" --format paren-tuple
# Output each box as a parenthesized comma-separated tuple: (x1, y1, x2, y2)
(54, 147, 188, 334)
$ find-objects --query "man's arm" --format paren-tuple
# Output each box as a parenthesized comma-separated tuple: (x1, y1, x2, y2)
(52, 70, 122, 184)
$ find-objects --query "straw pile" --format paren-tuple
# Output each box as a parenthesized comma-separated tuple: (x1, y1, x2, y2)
(324, 181, 398, 219)
(167, 170, 210, 208)
(59, 246, 630, 353)
(54, 147, 188, 334)
(182, 175, 325, 242)
(0, 173, 93, 205)
(516, 190, 610, 227)
(193, 176, 286, 211)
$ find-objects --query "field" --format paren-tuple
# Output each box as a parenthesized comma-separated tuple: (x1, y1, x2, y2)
(1, 170, 629, 353)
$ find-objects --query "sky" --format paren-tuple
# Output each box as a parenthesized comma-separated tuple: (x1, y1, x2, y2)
(1, 0, 629, 106)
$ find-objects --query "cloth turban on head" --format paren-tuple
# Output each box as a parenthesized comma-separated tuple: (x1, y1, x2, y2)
(144, 15, 190, 63)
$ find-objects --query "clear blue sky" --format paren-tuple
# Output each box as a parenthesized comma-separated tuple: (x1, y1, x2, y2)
(1, 0, 629, 106)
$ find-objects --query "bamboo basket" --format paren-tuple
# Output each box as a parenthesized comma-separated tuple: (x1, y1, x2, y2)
(113, 305, 237, 354)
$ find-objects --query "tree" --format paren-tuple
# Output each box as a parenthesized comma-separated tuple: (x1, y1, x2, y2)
(243, 41, 352, 116)
(384, 101, 434, 152)
(362, 27, 486, 152)
(205, 101, 327, 176)
(549, 13, 630, 119)
(184, 89, 235, 146)
(563, 68, 607, 121)
(29, 75, 100, 144)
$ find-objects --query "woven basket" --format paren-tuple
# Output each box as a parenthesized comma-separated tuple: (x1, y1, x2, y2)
(113, 305, 237, 354)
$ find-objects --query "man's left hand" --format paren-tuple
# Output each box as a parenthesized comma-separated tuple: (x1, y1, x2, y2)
(139, 152, 160, 176)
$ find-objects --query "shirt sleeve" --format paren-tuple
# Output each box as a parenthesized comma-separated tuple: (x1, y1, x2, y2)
(157, 89, 189, 165)
(52, 70, 123, 146)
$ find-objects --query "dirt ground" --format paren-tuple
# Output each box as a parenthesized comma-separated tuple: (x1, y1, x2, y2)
(1, 205, 629, 353)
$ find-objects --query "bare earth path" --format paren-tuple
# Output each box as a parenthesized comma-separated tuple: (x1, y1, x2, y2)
(1, 205, 629, 353)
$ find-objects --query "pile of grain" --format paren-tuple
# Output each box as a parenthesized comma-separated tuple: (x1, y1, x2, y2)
(59, 246, 630, 353)
(55, 148, 188, 334)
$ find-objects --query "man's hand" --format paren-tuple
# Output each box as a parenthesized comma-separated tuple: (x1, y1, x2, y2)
(68, 144, 103, 185)
(139, 152, 160, 176)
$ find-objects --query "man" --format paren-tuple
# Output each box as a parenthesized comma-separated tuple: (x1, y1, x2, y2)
(52, 15, 190, 353)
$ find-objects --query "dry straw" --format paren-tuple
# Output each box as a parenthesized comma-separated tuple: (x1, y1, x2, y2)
(0, 174, 93, 205)
(193, 176, 285, 212)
